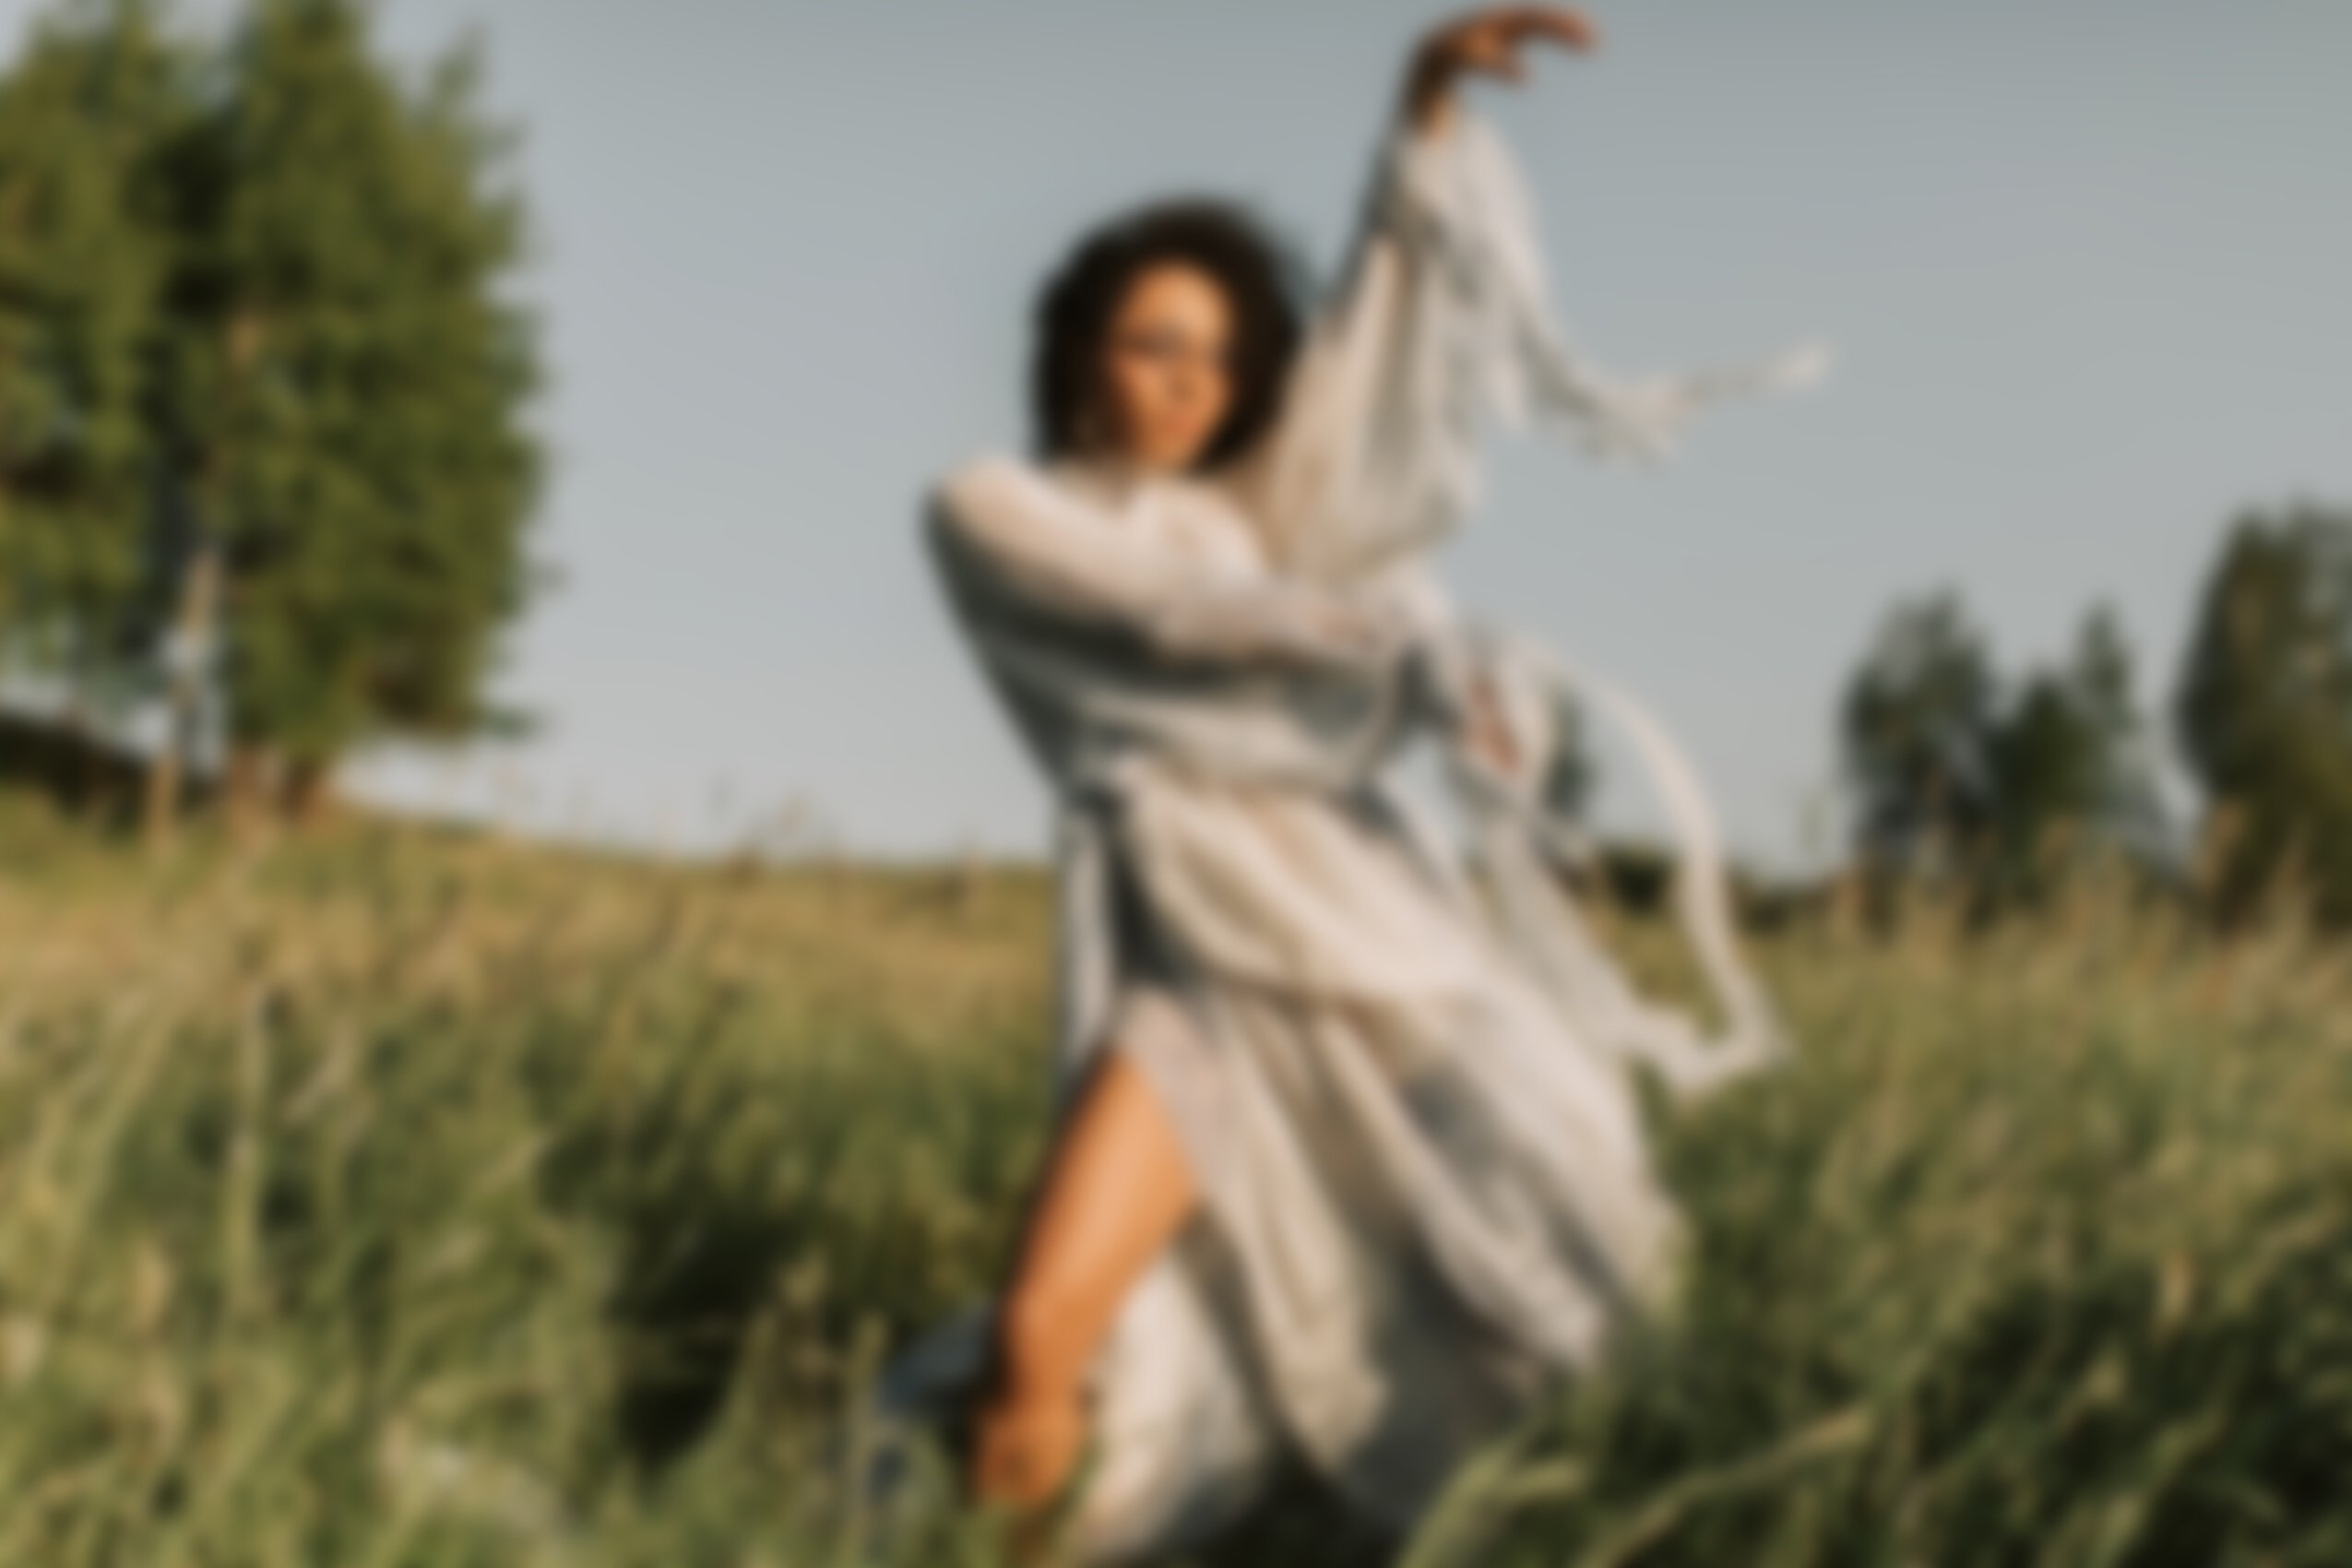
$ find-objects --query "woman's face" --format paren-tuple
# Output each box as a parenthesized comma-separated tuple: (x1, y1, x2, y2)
(1092, 261, 1234, 473)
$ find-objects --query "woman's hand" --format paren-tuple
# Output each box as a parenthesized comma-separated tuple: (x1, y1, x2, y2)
(1402, 6, 1600, 137)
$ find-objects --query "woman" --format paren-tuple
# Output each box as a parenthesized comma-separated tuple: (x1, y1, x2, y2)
(905, 7, 1822, 1561)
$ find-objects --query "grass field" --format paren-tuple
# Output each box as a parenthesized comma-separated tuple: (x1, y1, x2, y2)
(1, 790, 2347, 1566)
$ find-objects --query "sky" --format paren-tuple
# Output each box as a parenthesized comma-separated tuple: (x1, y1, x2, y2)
(20, 1, 2346, 871)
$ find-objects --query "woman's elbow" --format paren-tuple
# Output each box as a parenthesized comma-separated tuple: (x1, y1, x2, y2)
(927, 452, 1032, 542)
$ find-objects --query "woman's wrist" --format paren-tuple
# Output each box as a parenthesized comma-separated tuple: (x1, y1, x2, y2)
(1398, 7, 1599, 140)
(1399, 46, 1458, 139)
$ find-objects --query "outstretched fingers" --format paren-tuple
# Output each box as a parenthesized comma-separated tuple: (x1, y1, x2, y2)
(1407, 6, 1599, 130)
(1505, 6, 1600, 56)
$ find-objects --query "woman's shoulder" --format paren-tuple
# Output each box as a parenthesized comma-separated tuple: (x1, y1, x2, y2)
(927, 450, 1157, 538)
(922, 451, 1264, 573)
(925, 449, 1044, 521)
(923, 452, 1093, 564)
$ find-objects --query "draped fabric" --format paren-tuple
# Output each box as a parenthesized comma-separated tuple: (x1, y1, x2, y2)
(882, 105, 1822, 1563)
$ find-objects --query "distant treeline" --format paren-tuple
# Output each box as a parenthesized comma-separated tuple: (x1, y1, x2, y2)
(1828, 500, 2352, 927)
(1552, 499, 2352, 930)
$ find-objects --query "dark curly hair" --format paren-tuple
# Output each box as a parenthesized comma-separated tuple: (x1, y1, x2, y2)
(1029, 196, 1311, 473)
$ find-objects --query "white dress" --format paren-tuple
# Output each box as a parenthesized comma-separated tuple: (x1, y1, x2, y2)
(897, 105, 1823, 1564)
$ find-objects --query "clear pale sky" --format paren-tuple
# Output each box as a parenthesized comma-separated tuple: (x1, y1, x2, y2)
(27, 2, 2346, 869)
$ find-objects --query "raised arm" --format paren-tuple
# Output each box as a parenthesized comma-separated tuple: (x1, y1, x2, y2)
(927, 454, 1408, 671)
(1229, 7, 1827, 585)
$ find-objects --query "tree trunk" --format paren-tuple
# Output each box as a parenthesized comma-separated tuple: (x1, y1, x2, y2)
(283, 755, 337, 826)
(149, 309, 268, 847)
(223, 742, 277, 846)
(144, 542, 220, 847)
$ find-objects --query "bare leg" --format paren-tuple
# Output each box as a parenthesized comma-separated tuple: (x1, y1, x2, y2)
(970, 1046, 1198, 1514)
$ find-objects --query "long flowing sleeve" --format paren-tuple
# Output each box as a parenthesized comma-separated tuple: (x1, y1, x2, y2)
(1211, 104, 1804, 1099)
(927, 455, 1407, 671)
(1229, 106, 1828, 585)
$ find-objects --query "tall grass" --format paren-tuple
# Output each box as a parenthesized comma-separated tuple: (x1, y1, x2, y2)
(1, 796, 2346, 1565)
(1431, 883, 2352, 1568)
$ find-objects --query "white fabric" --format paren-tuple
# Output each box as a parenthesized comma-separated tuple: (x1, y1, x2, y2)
(885, 105, 1820, 1563)
(1230, 109, 1829, 585)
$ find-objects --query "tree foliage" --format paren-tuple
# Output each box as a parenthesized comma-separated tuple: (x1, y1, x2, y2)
(0, 0, 540, 815)
(159, 0, 540, 778)
(2174, 502, 2352, 924)
(1843, 590, 2172, 904)
(1841, 591, 2001, 876)
(0, 0, 184, 709)
(1987, 606, 2172, 894)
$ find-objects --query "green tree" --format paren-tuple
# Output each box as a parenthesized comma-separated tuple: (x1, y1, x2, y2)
(2175, 503, 2352, 924)
(1987, 605, 2173, 894)
(154, 0, 540, 814)
(1841, 590, 2001, 879)
(0, 0, 184, 741)
(1844, 590, 2176, 908)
